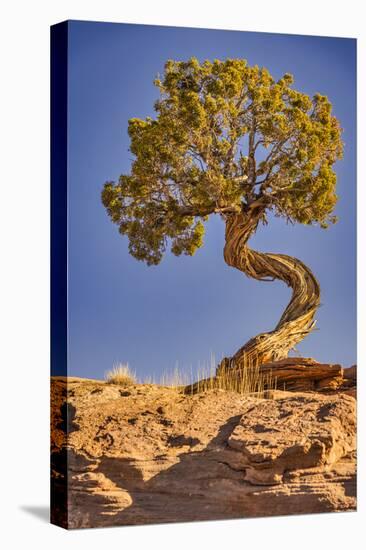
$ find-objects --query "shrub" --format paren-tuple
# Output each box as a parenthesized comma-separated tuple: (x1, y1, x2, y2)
(105, 363, 136, 386)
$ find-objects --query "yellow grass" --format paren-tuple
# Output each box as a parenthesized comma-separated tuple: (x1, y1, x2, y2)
(159, 363, 191, 388)
(106, 353, 277, 396)
(157, 353, 277, 396)
(105, 363, 137, 386)
(189, 353, 277, 396)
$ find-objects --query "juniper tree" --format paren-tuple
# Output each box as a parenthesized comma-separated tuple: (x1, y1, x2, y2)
(102, 58, 343, 371)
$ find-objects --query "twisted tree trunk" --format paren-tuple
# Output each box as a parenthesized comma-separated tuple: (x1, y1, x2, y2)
(218, 208, 320, 374)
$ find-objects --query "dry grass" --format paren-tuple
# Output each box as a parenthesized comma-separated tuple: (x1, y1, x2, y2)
(105, 363, 137, 386)
(159, 364, 191, 388)
(187, 353, 277, 396)
(158, 353, 277, 396)
(105, 354, 277, 396)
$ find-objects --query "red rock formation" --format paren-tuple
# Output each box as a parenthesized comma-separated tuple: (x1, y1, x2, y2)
(51, 375, 356, 529)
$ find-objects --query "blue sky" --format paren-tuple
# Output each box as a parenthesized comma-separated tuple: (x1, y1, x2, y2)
(66, 21, 356, 380)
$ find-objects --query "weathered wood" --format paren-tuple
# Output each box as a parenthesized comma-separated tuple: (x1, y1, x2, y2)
(185, 358, 350, 395)
(344, 365, 357, 381)
(259, 358, 343, 391)
(219, 209, 321, 371)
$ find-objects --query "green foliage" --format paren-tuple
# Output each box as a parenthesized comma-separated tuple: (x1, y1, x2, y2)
(102, 58, 343, 265)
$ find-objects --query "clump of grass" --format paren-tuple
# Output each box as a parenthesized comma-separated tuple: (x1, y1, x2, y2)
(105, 363, 137, 386)
(185, 353, 277, 396)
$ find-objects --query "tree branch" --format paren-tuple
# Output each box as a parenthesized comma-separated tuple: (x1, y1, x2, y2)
(177, 204, 241, 217)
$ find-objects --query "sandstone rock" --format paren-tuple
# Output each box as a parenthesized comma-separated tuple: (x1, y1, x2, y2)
(259, 357, 344, 392)
(226, 393, 356, 485)
(51, 377, 356, 528)
(344, 365, 357, 380)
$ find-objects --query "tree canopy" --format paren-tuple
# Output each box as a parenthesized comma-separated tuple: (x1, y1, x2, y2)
(102, 58, 343, 265)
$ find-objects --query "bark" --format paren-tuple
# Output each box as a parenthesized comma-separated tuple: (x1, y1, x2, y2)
(218, 208, 320, 373)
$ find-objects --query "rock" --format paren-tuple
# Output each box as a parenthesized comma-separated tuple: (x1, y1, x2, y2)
(344, 365, 357, 380)
(259, 357, 344, 392)
(226, 394, 356, 485)
(51, 376, 356, 528)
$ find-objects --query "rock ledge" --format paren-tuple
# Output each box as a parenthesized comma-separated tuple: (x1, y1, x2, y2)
(51, 371, 356, 528)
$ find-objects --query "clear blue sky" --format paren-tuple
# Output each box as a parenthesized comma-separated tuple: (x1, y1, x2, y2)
(66, 21, 356, 380)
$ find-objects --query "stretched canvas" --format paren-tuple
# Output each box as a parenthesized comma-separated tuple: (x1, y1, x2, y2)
(51, 20, 357, 529)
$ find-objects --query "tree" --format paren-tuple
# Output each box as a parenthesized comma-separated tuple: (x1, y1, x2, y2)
(102, 58, 343, 372)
